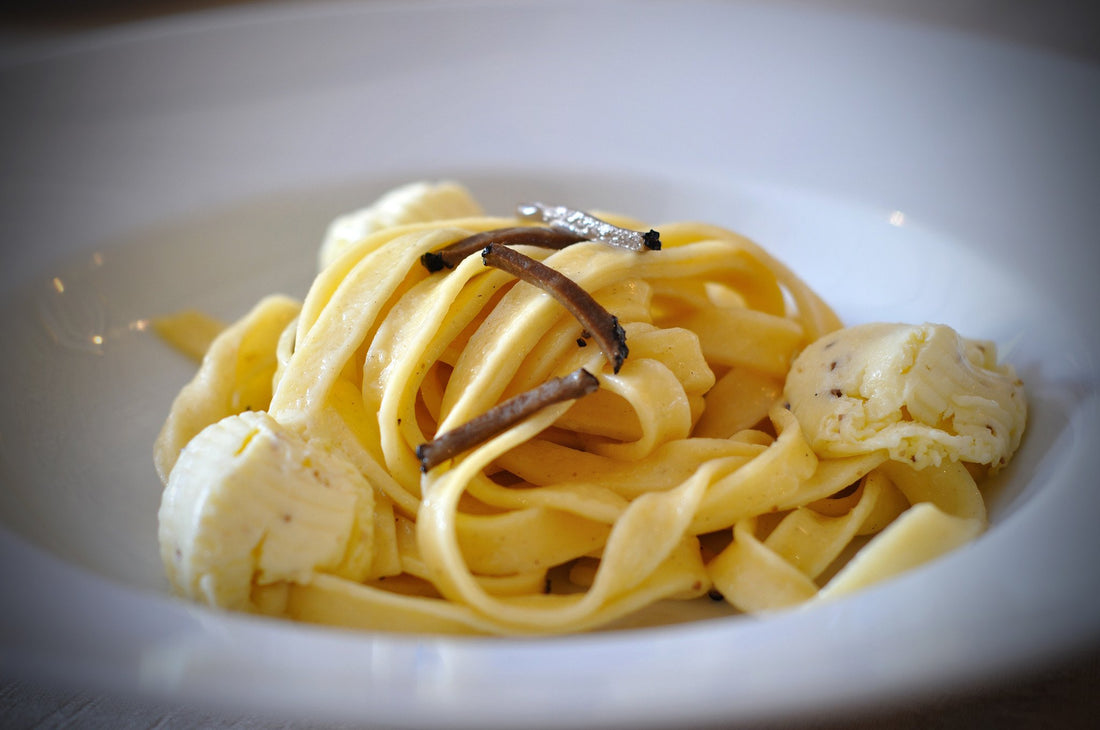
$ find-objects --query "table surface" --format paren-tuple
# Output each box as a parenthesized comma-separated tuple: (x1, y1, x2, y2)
(3, 650, 1099, 728)
(1, 2, 1098, 728)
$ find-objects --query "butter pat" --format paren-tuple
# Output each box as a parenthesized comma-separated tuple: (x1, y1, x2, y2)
(158, 411, 375, 611)
(784, 323, 1025, 471)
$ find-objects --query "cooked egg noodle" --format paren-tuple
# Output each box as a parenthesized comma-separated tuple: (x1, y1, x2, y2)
(158, 203, 992, 634)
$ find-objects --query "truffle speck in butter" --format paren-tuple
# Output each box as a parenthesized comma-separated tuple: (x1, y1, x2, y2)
(783, 322, 1025, 472)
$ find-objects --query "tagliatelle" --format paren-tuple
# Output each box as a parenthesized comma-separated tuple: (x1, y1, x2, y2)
(154, 181, 1026, 635)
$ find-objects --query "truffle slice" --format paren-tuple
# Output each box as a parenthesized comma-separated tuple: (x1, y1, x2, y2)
(482, 242, 628, 373)
(517, 202, 660, 252)
(416, 368, 599, 472)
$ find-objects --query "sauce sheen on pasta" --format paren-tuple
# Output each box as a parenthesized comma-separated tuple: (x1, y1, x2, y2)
(153, 181, 1027, 635)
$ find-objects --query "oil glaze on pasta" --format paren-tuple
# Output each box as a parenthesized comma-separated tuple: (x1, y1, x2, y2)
(153, 181, 1026, 635)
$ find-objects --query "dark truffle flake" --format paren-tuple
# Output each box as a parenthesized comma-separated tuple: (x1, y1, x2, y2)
(481, 242, 628, 374)
(517, 202, 661, 252)
(421, 226, 585, 272)
(416, 368, 600, 472)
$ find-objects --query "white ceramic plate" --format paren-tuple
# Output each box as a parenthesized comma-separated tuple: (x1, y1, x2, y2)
(1, 1, 1098, 727)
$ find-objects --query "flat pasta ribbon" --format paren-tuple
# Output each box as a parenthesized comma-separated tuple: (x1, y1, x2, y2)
(154, 184, 1022, 635)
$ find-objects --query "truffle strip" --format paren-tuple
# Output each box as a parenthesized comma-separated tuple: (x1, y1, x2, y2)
(421, 226, 584, 272)
(482, 242, 628, 373)
(416, 368, 599, 472)
(517, 202, 661, 252)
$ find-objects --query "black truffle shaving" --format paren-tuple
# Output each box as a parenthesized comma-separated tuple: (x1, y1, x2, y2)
(481, 242, 628, 374)
(421, 226, 585, 272)
(415, 368, 599, 472)
(517, 202, 661, 252)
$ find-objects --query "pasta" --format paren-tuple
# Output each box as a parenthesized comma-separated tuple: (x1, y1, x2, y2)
(155, 181, 1026, 635)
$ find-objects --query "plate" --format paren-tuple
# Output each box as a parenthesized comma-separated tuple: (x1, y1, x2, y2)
(1, 1, 1098, 726)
